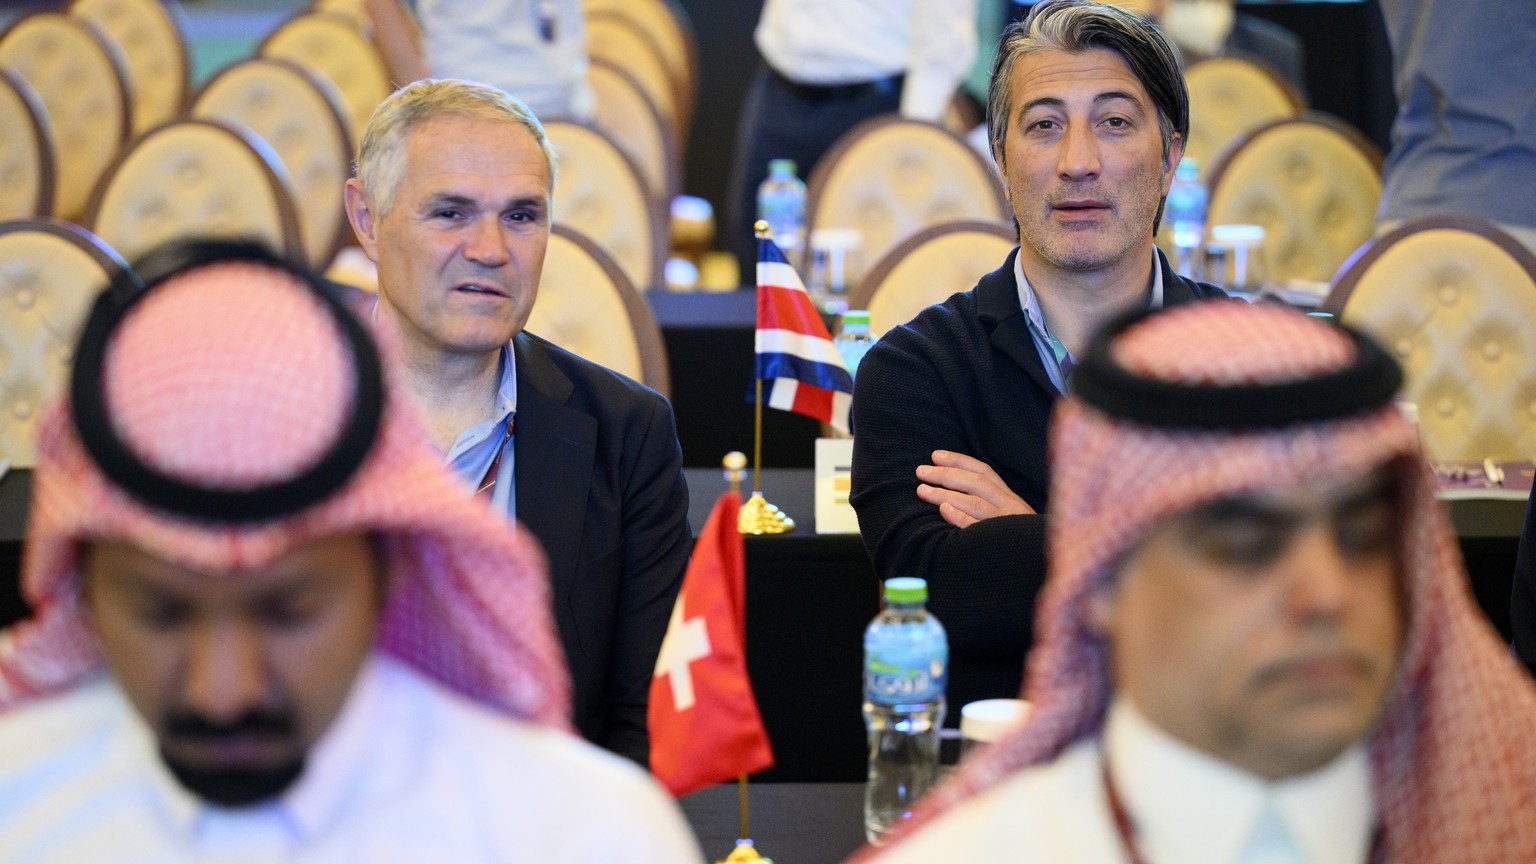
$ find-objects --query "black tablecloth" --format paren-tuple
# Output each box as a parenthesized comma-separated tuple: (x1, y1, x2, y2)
(682, 782, 866, 864)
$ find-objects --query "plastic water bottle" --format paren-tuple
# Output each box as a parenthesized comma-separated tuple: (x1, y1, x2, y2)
(1164, 156, 1207, 279)
(863, 577, 948, 844)
(757, 158, 806, 256)
(835, 310, 874, 378)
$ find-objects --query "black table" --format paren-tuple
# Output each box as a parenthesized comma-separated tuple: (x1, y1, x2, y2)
(682, 782, 866, 864)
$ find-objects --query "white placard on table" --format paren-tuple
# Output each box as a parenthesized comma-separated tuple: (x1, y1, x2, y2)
(815, 437, 858, 534)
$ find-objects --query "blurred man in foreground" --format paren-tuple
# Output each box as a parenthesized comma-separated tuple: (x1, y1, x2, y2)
(0, 242, 702, 862)
(344, 79, 690, 765)
(851, 0, 1224, 711)
(861, 301, 1536, 862)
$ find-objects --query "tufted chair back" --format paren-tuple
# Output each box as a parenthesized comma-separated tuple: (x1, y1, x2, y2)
(806, 116, 1009, 289)
(86, 118, 303, 263)
(529, 224, 670, 396)
(1183, 57, 1301, 180)
(585, 11, 679, 144)
(0, 12, 131, 222)
(258, 12, 391, 147)
(588, 57, 678, 206)
(0, 220, 132, 466)
(306, 0, 372, 35)
(583, 0, 695, 147)
(192, 58, 353, 271)
(544, 120, 665, 291)
(69, 0, 188, 136)
(1324, 216, 1536, 462)
(0, 69, 54, 221)
(1205, 114, 1382, 286)
(852, 220, 1016, 339)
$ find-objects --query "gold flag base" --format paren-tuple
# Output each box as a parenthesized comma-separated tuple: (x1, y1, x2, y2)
(718, 839, 773, 864)
(738, 492, 794, 535)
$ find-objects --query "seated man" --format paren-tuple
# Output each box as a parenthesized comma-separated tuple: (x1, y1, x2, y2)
(343, 78, 691, 764)
(0, 242, 702, 862)
(861, 301, 1536, 861)
(850, 0, 1224, 710)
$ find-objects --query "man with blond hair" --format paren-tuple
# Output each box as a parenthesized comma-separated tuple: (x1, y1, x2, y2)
(0, 241, 702, 861)
(343, 79, 690, 766)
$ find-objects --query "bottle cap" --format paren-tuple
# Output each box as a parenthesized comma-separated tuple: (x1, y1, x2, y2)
(960, 699, 1032, 744)
(883, 576, 927, 603)
(767, 158, 797, 176)
(842, 310, 870, 327)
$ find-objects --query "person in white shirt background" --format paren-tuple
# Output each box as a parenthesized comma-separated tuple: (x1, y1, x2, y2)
(724, 0, 978, 277)
(856, 300, 1536, 863)
(0, 241, 701, 863)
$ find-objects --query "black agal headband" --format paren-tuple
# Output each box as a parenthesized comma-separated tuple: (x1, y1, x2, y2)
(1072, 305, 1403, 430)
(69, 239, 385, 523)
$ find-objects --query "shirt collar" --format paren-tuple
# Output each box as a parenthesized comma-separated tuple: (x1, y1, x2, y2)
(1013, 247, 1166, 342)
(1105, 697, 1375, 864)
(442, 343, 520, 463)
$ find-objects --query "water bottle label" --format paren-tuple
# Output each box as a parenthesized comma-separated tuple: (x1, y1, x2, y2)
(865, 655, 947, 704)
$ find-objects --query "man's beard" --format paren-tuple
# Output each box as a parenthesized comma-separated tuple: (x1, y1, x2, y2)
(160, 708, 306, 808)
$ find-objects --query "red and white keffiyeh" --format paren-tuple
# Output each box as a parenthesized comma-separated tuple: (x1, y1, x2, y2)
(863, 301, 1536, 861)
(0, 249, 571, 731)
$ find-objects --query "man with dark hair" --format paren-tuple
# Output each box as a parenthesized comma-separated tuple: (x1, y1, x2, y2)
(859, 301, 1536, 863)
(851, 0, 1224, 710)
(0, 243, 701, 860)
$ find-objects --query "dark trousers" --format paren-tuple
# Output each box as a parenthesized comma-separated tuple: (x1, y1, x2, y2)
(725, 63, 903, 279)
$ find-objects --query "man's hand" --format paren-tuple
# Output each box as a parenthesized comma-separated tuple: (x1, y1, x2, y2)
(916, 450, 1036, 528)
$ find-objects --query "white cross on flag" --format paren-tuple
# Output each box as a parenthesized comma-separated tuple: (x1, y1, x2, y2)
(647, 492, 774, 797)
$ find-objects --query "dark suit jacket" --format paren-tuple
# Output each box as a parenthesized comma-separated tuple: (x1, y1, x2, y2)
(1226, 13, 1309, 102)
(849, 249, 1226, 710)
(511, 331, 691, 765)
(1510, 485, 1536, 677)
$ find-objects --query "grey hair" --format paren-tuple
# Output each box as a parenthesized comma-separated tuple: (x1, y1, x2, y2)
(353, 78, 558, 217)
(986, 0, 1188, 171)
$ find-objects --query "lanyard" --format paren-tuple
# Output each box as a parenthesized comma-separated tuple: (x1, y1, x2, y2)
(476, 414, 515, 500)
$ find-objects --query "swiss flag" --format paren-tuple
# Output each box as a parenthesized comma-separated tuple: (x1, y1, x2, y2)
(648, 492, 774, 797)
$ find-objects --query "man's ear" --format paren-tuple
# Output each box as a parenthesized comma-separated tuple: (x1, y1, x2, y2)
(343, 179, 381, 263)
(1163, 131, 1186, 184)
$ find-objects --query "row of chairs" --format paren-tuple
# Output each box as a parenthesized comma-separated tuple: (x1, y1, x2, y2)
(0, 216, 669, 468)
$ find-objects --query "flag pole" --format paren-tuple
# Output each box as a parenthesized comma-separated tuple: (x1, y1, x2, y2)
(738, 773, 750, 839)
(738, 221, 795, 536)
(714, 774, 769, 863)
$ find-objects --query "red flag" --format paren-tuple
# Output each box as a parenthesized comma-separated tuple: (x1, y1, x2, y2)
(648, 492, 774, 797)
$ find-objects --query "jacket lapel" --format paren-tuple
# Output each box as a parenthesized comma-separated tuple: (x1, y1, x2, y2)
(512, 334, 598, 599)
(977, 248, 1059, 399)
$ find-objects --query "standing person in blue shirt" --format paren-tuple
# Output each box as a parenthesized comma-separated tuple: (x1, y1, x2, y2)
(850, 0, 1225, 713)
(343, 78, 690, 767)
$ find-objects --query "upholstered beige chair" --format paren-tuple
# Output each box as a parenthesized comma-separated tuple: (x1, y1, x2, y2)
(0, 69, 54, 221)
(86, 118, 304, 263)
(1205, 114, 1382, 286)
(588, 57, 678, 206)
(544, 120, 665, 291)
(1324, 216, 1536, 461)
(0, 219, 132, 466)
(1183, 57, 1302, 179)
(583, 0, 695, 144)
(192, 58, 353, 271)
(0, 12, 131, 222)
(528, 224, 670, 396)
(585, 11, 679, 143)
(258, 12, 391, 145)
(69, 0, 188, 136)
(806, 116, 1009, 289)
(852, 220, 1016, 338)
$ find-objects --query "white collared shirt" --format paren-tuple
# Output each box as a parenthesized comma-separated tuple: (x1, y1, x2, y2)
(0, 656, 703, 863)
(870, 697, 1375, 864)
(754, 0, 977, 121)
(444, 344, 518, 518)
(1014, 248, 1166, 394)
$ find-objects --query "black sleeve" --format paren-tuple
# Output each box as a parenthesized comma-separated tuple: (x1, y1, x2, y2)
(850, 330, 1048, 703)
(1510, 485, 1536, 677)
(602, 394, 692, 765)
